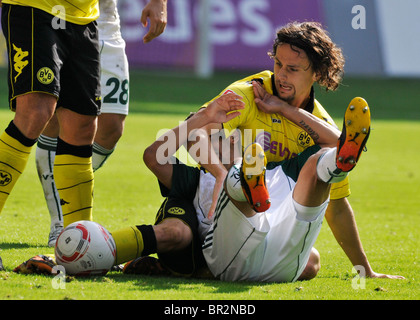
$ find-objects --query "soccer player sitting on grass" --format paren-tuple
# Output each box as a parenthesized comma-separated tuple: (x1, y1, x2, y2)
(130, 91, 404, 281)
(14, 91, 404, 281)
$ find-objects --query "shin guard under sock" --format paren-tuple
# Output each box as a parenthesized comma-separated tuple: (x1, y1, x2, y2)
(0, 121, 35, 212)
(54, 138, 93, 226)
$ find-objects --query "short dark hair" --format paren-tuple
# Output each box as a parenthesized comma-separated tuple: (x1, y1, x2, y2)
(270, 21, 345, 91)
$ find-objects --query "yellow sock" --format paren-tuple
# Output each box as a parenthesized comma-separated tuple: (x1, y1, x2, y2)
(54, 154, 94, 226)
(111, 227, 144, 265)
(0, 131, 32, 212)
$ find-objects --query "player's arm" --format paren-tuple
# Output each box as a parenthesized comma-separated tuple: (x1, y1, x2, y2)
(252, 80, 340, 147)
(141, 0, 168, 43)
(186, 120, 228, 218)
(143, 93, 244, 190)
(325, 198, 405, 279)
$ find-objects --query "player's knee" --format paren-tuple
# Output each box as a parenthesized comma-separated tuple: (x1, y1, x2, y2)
(303, 151, 328, 184)
(168, 224, 190, 248)
(154, 219, 192, 252)
(298, 248, 321, 281)
(143, 145, 158, 169)
(307, 152, 323, 172)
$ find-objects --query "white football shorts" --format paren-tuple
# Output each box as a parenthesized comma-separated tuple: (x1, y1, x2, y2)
(99, 37, 129, 115)
(202, 177, 329, 283)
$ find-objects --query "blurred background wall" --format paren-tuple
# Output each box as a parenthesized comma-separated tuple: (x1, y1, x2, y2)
(117, 0, 420, 77)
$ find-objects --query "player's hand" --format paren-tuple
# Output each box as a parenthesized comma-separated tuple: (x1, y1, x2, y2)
(366, 270, 405, 280)
(205, 93, 244, 124)
(141, 0, 168, 43)
(253, 80, 289, 114)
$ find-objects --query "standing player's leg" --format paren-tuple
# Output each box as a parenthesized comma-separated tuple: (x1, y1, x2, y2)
(0, 4, 58, 214)
(0, 3, 60, 266)
(37, 37, 129, 246)
(52, 20, 101, 227)
(0, 94, 55, 212)
(92, 113, 126, 171)
(92, 38, 129, 172)
(54, 108, 97, 226)
(35, 115, 63, 247)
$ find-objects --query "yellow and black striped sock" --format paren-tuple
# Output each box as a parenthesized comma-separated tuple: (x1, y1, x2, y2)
(54, 138, 94, 227)
(0, 121, 35, 213)
(111, 225, 157, 265)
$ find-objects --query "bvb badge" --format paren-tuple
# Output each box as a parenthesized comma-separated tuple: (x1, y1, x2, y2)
(37, 67, 55, 85)
(297, 130, 312, 147)
(168, 207, 185, 215)
(0, 170, 12, 186)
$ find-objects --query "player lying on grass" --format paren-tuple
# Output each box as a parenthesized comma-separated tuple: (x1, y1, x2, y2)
(202, 101, 369, 281)
(126, 92, 403, 281)
(189, 22, 388, 280)
(11, 21, 401, 280)
(13, 93, 404, 281)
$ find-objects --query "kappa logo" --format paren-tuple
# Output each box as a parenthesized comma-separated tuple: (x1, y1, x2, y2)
(168, 207, 185, 215)
(37, 67, 55, 85)
(222, 89, 235, 95)
(0, 170, 12, 186)
(12, 44, 29, 82)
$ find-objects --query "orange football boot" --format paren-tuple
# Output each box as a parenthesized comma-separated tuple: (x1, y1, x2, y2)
(336, 97, 371, 172)
(240, 143, 271, 212)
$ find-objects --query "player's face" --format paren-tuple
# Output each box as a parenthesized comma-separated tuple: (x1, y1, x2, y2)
(272, 43, 318, 108)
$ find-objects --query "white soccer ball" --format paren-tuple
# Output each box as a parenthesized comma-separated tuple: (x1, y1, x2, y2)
(55, 221, 116, 276)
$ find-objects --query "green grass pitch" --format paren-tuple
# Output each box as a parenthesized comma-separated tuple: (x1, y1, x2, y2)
(0, 68, 419, 301)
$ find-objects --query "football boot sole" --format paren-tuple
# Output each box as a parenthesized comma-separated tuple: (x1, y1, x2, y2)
(240, 142, 271, 212)
(336, 97, 371, 172)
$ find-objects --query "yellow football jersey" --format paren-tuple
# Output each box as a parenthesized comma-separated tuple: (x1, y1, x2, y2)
(201, 70, 350, 200)
(2, 0, 99, 25)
